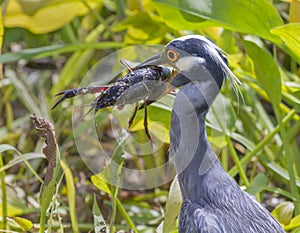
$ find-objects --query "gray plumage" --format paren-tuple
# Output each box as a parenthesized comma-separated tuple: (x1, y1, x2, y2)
(171, 82, 284, 233)
(140, 35, 285, 233)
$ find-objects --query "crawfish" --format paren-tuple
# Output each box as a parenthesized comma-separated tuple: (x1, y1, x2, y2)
(52, 60, 177, 139)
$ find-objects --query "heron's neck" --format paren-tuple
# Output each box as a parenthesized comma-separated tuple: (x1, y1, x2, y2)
(170, 81, 219, 201)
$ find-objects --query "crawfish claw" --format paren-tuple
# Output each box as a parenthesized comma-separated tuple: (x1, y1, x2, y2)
(52, 89, 78, 109)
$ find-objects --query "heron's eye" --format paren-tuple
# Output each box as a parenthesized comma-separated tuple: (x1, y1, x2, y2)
(166, 49, 179, 62)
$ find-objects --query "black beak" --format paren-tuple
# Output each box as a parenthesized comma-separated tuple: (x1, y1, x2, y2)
(138, 52, 185, 88)
(138, 52, 165, 67)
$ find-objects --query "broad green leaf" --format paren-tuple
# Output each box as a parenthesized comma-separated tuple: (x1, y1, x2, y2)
(150, 121, 170, 143)
(244, 40, 282, 107)
(115, 95, 173, 143)
(153, 0, 283, 43)
(285, 214, 300, 231)
(114, 12, 172, 44)
(272, 202, 294, 225)
(0, 204, 24, 216)
(163, 177, 181, 233)
(39, 148, 60, 227)
(61, 160, 79, 233)
(151, 2, 214, 31)
(246, 173, 268, 196)
(5, 0, 101, 34)
(289, 0, 300, 23)
(91, 172, 112, 194)
(11, 217, 34, 231)
(271, 23, 300, 64)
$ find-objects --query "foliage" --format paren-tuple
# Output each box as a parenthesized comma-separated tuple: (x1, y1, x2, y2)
(0, 0, 299, 232)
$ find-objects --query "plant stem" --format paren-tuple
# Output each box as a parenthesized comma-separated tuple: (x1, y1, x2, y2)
(274, 107, 300, 214)
(229, 109, 297, 177)
(211, 106, 249, 186)
(0, 154, 7, 230)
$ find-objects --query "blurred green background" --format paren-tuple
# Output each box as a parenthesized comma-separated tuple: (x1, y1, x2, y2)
(0, 0, 300, 232)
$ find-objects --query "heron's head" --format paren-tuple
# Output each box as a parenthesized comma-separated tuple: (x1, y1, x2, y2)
(140, 35, 230, 89)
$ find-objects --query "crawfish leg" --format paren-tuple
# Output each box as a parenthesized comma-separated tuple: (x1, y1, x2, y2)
(143, 100, 152, 141)
(120, 59, 134, 72)
(128, 102, 139, 129)
(52, 86, 108, 110)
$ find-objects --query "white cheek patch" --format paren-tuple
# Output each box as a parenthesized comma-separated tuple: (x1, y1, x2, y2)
(175, 56, 206, 71)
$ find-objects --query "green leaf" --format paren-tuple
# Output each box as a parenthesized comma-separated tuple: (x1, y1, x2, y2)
(91, 172, 112, 195)
(6, 70, 42, 116)
(0, 144, 17, 153)
(5, 0, 101, 34)
(208, 94, 237, 131)
(0, 42, 125, 64)
(272, 201, 294, 225)
(114, 12, 172, 44)
(245, 173, 268, 196)
(153, 0, 283, 43)
(153, 2, 214, 30)
(11, 216, 34, 231)
(243, 40, 282, 106)
(60, 161, 79, 233)
(0, 144, 43, 182)
(92, 195, 108, 233)
(271, 23, 300, 64)
(285, 214, 300, 231)
(163, 177, 181, 233)
(267, 162, 300, 188)
(289, 0, 300, 23)
(91, 171, 138, 232)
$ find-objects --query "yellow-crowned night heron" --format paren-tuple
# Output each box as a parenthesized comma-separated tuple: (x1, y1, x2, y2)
(139, 35, 285, 233)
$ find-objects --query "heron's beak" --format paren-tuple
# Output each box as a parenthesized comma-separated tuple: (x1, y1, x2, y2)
(138, 52, 165, 67)
(139, 52, 184, 88)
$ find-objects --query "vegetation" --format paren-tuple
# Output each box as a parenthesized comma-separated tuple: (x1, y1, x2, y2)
(0, 0, 300, 232)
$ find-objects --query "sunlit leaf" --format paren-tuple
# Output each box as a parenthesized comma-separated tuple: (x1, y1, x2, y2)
(153, 0, 283, 43)
(151, 3, 213, 30)
(0, 204, 24, 216)
(91, 171, 112, 194)
(272, 201, 294, 225)
(163, 177, 181, 233)
(289, 0, 300, 23)
(285, 214, 300, 231)
(114, 12, 173, 44)
(243, 40, 282, 107)
(5, 0, 101, 34)
(61, 160, 79, 233)
(11, 216, 34, 231)
(246, 173, 268, 196)
(271, 23, 300, 63)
